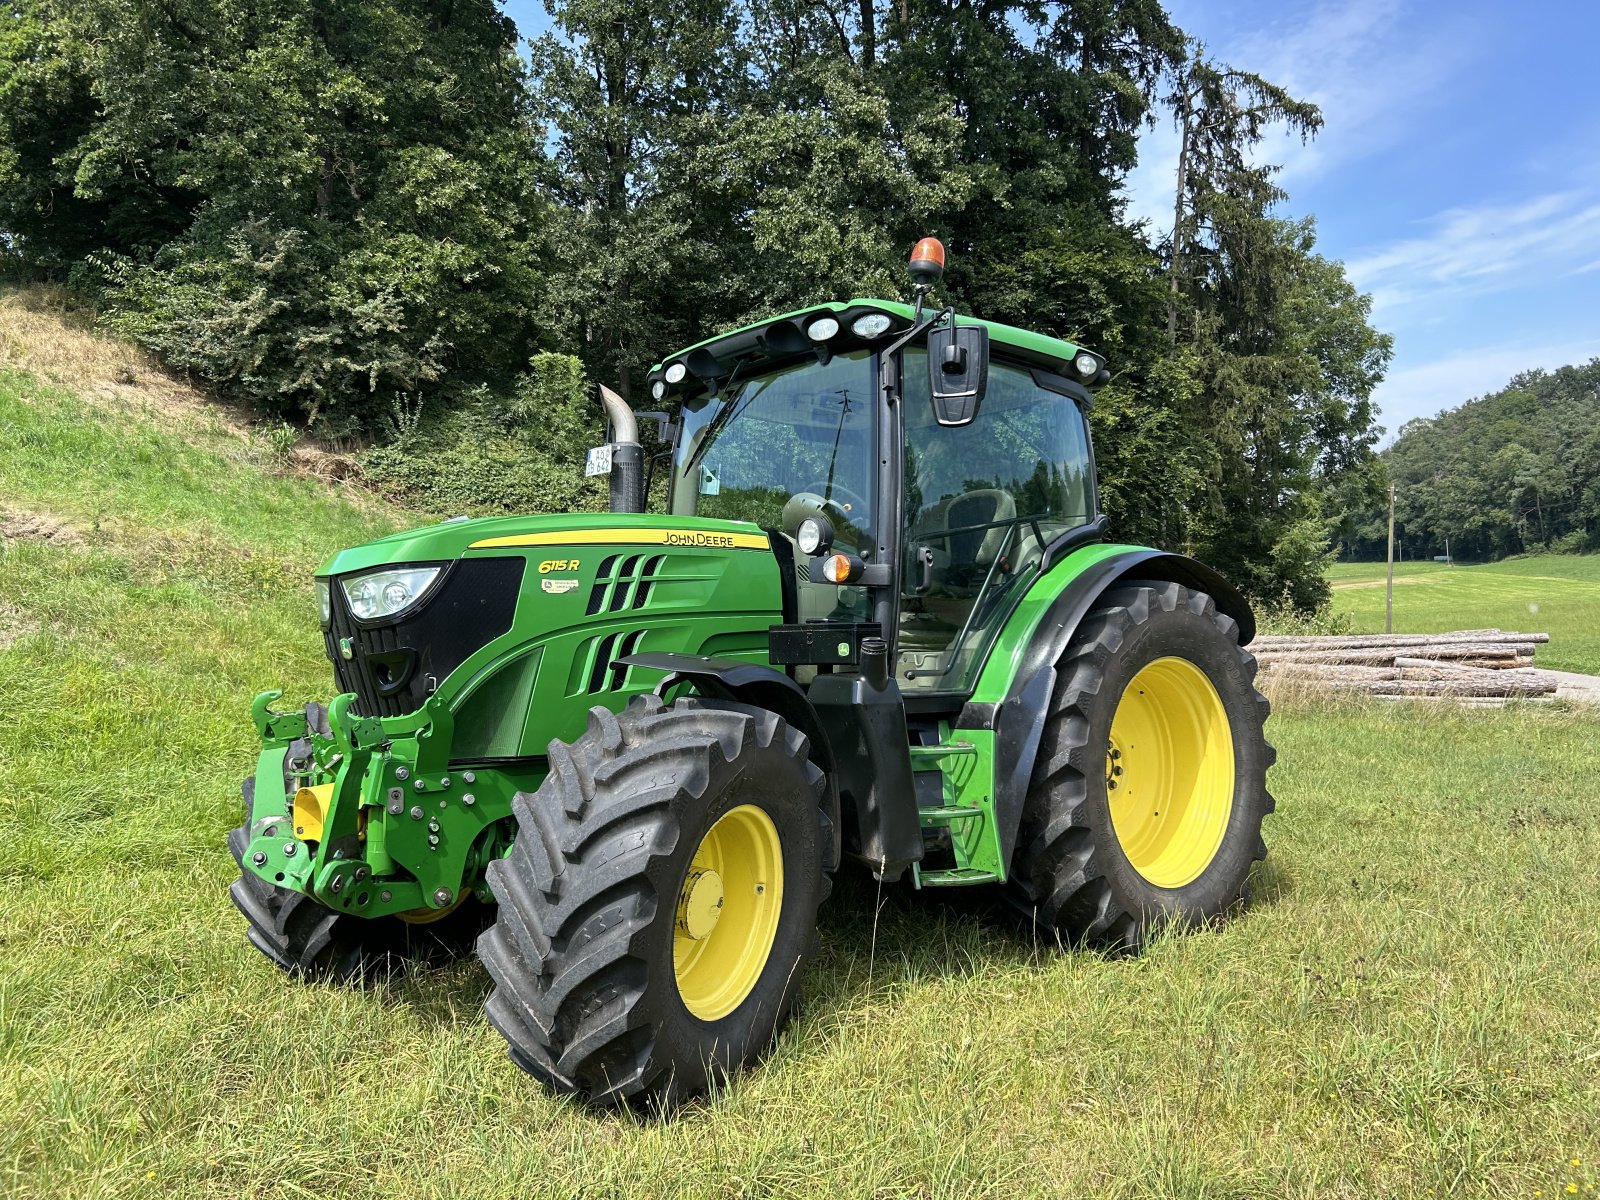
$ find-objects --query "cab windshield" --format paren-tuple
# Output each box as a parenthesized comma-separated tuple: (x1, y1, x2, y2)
(670, 351, 877, 552)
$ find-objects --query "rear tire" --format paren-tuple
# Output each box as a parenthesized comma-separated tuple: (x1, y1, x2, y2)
(478, 694, 830, 1109)
(1004, 580, 1274, 951)
(228, 747, 485, 982)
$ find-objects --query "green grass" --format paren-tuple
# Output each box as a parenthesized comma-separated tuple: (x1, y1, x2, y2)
(3, 361, 1599, 1197)
(1329, 556, 1600, 675)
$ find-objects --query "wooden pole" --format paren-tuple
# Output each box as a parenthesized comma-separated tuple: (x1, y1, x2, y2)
(1386, 483, 1395, 633)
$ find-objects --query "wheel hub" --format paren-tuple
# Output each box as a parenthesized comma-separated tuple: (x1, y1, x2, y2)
(676, 869, 725, 940)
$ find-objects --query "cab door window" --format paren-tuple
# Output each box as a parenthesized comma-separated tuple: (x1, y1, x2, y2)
(899, 352, 1096, 692)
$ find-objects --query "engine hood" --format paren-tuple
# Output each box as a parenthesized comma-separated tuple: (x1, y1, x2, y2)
(316, 513, 773, 577)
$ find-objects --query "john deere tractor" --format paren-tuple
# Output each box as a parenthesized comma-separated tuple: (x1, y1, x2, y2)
(231, 239, 1273, 1107)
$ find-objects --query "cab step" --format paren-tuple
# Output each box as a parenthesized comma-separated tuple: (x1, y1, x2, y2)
(913, 865, 999, 888)
(907, 741, 978, 763)
(916, 804, 984, 826)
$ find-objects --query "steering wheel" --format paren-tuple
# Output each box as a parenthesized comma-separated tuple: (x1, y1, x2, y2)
(799, 481, 870, 520)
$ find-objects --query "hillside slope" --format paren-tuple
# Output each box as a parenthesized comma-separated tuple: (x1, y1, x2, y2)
(1, 298, 1598, 1199)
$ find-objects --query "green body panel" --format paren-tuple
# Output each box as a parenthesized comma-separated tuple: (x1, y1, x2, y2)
(241, 513, 785, 918)
(906, 542, 1150, 884)
(968, 542, 1145, 705)
(648, 298, 1088, 376)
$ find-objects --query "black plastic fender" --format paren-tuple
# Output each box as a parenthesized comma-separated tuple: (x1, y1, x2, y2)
(955, 550, 1256, 875)
(617, 652, 842, 872)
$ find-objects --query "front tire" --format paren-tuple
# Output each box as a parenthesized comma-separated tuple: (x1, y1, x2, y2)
(478, 694, 830, 1109)
(1005, 580, 1274, 950)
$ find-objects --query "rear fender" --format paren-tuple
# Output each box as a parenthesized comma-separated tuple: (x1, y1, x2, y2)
(617, 653, 842, 873)
(957, 550, 1255, 874)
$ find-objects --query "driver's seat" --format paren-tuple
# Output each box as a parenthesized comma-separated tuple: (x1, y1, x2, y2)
(909, 488, 1017, 590)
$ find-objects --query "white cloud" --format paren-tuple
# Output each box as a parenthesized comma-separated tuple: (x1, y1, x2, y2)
(1228, 0, 1477, 187)
(1346, 191, 1600, 312)
(1373, 337, 1600, 440)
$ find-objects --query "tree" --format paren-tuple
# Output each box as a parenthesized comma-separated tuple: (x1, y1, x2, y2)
(1149, 47, 1387, 608)
(1362, 361, 1600, 562)
(3, 0, 546, 429)
(530, 0, 747, 400)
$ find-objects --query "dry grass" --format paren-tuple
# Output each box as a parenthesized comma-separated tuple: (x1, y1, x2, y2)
(0, 283, 390, 510)
(0, 285, 253, 435)
(0, 504, 85, 547)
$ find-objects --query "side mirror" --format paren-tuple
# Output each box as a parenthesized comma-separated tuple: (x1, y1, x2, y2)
(926, 322, 989, 426)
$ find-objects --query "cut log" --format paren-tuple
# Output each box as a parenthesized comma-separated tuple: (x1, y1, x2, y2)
(1320, 677, 1557, 697)
(1255, 643, 1531, 666)
(1250, 630, 1547, 650)
(1395, 659, 1529, 678)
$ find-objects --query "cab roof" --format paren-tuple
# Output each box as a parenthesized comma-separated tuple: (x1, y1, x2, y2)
(646, 298, 1093, 383)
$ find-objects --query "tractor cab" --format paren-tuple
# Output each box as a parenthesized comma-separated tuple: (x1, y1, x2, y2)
(654, 291, 1105, 699)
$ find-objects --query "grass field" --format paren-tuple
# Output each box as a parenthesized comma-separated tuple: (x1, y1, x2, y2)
(1329, 557, 1600, 675)
(3, 333, 1599, 1197)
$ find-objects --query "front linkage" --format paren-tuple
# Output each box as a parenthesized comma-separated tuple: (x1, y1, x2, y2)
(241, 689, 528, 922)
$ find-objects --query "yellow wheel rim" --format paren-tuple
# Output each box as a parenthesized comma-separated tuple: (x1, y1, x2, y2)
(673, 805, 784, 1021)
(1106, 656, 1235, 889)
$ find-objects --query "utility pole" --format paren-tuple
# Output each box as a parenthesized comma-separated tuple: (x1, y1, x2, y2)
(1445, 535, 1451, 566)
(1385, 483, 1395, 634)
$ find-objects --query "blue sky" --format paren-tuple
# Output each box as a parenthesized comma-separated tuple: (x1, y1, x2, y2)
(504, 0, 1600, 440)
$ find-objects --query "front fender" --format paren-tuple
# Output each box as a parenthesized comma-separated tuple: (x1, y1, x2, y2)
(617, 652, 842, 873)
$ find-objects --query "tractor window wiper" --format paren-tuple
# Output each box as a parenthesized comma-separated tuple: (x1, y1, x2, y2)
(684, 367, 768, 476)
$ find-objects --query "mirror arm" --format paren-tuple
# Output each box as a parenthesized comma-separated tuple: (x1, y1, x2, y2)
(879, 305, 954, 408)
(883, 305, 952, 364)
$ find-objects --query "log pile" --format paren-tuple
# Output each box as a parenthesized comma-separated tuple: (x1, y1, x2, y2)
(1252, 629, 1556, 701)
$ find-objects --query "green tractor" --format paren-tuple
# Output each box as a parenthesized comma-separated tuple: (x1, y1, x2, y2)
(231, 239, 1273, 1107)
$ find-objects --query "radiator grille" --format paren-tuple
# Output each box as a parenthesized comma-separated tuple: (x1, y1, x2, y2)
(324, 557, 525, 716)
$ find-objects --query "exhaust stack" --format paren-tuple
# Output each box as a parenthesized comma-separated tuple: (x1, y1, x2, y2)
(598, 384, 644, 513)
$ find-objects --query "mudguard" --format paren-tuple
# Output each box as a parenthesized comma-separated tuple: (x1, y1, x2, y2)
(956, 549, 1255, 874)
(618, 652, 842, 872)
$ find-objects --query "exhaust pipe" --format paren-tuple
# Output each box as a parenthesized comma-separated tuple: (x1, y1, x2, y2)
(598, 384, 644, 514)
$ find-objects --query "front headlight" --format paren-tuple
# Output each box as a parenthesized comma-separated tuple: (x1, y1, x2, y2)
(316, 578, 331, 626)
(340, 566, 443, 621)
